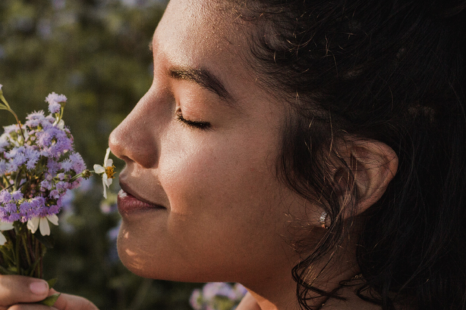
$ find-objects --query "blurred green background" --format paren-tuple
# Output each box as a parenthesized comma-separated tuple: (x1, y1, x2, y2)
(0, 0, 203, 309)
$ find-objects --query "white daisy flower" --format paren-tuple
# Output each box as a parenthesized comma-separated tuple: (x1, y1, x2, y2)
(93, 148, 115, 199)
(0, 220, 14, 245)
(27, 214, 59, 236)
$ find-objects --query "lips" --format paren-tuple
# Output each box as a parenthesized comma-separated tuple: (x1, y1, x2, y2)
(117, 183, 165, 215)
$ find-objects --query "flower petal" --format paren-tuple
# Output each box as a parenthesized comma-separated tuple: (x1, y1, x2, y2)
(28, 217, 40, 234)
(94, 164, 105, 174)
(105, 158, 113, 167)
(104, 148, 111, 164)
(0, 233, 7, 246)
(39, 218, 50, 236)
(0, 221, 14, 231)
(47, 214, 59, 226)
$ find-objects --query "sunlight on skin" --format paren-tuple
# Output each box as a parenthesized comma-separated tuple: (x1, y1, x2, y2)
(108, 1, 387, 310)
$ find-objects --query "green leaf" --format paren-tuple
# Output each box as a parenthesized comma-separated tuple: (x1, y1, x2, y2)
(39, 293, 61, 306)
(33, 232, 55, 249)
(47, 278, 58, 289)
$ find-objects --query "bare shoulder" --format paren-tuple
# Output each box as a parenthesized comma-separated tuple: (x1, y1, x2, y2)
(236, 292, 261, 310)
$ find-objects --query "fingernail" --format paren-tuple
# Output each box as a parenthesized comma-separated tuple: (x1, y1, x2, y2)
(30, 281, 48, 295)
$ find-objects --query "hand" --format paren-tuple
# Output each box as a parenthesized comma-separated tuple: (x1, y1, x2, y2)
(0, 275, 98, 310)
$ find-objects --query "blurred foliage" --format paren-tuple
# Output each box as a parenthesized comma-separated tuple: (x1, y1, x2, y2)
(0, 0, 202, 309)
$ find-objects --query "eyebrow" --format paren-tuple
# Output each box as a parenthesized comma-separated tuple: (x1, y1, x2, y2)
(169, 67, 234, 102)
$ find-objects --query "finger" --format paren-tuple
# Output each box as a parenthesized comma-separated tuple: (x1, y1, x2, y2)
(50, 290, 98, 310)
(8, 305, 58, 310)
(0, 276, 49, 306)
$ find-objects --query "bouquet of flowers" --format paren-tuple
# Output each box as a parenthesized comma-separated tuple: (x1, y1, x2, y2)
(190, 282, 247, 310)
(0, 85, 112, 305)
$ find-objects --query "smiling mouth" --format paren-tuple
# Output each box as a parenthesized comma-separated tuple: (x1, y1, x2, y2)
(117, 185, 166, 215)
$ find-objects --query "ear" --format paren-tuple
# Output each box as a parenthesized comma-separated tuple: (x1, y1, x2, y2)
(333, 138, 398, 215)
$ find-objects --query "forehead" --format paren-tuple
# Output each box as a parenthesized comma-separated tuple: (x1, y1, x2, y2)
(152, 0, 264, 103)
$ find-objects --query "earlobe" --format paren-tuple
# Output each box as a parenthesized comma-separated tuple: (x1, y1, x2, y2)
(333, 139, 399, 216)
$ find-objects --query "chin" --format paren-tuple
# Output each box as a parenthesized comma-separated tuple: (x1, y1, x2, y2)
(116, 231, 180, 281)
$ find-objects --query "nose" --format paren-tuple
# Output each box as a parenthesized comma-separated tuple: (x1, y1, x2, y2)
(109, 91, 162, 169)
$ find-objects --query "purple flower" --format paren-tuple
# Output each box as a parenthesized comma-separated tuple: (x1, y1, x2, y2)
(19, 201, 32, 213)
(11, 191, 23, 201)
(24, 147, 40, 169)
(8, 213, 21, 222)
(47, 158, 60, 175)
(5, 202, 17, 213)
(12, 152, 27, 167)
(40, 180, 52, 191)
(40, 149, 50, 157)
(0, 136, 9, 153)
(0, 160, 7, 175)
(37, 128, 55, 147)
(44, 115, 55, 125)
(31, 197, 46, 209)
(26, 208, 39, 219)
(69, 152, 86, 172)
(5, 146, 24, 159)
(37, 126, 72, 156)
(26, 111, 45, 121)
(48, 205, 60, 215)
(26, 158, 39, 170)
(25, 112, 45, 127)
(55, 182, 65, 190)
(0, 190, 11, 203)
(7, 162, 18, 173)
(3, 124, 19, 134)
(202, 283, 226, 300)
(48, 101, 61, 114)
(49, 190, 60, 199)
(70, 180, 81, 189)
(189, 289, 202, 310)
(38, 207, 49, 217)
(61, 160, 73, 172)
(45, 92, 67, 105)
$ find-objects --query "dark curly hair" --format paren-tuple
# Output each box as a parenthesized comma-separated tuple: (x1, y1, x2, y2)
(231, 0, 466, 309)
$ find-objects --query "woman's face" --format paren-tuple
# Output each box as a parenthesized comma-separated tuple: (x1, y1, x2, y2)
(109, 0, 318, 286)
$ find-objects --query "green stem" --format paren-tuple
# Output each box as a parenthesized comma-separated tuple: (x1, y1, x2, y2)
(22, 234, 31, 267)
(14, 169, 22, 191)
(0, 94, 26, 142)
(15, 230, 21, 275)
(0, 94, 12, 110)
(71, 170, 94, 181)
(28, 258, 41, 277)
(0, 265, 14, 275)
(35, 239, 40, 278)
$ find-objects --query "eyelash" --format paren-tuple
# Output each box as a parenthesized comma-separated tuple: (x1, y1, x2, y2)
(176, 109, 211, 130)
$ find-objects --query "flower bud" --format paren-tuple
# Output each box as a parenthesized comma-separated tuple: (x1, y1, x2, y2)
(82, 169, 91, 179)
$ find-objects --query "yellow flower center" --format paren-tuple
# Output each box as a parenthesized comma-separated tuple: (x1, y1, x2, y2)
(105, 165, 116, 179)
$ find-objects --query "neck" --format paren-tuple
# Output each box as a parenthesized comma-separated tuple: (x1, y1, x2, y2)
(240, 235, 360, 310)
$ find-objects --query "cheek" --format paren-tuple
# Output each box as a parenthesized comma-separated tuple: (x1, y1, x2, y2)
(152, 130, 291, 272)
(160, 128, 278, 219)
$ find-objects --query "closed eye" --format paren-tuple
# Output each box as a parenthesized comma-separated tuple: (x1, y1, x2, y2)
(175, 109, 211, 130)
